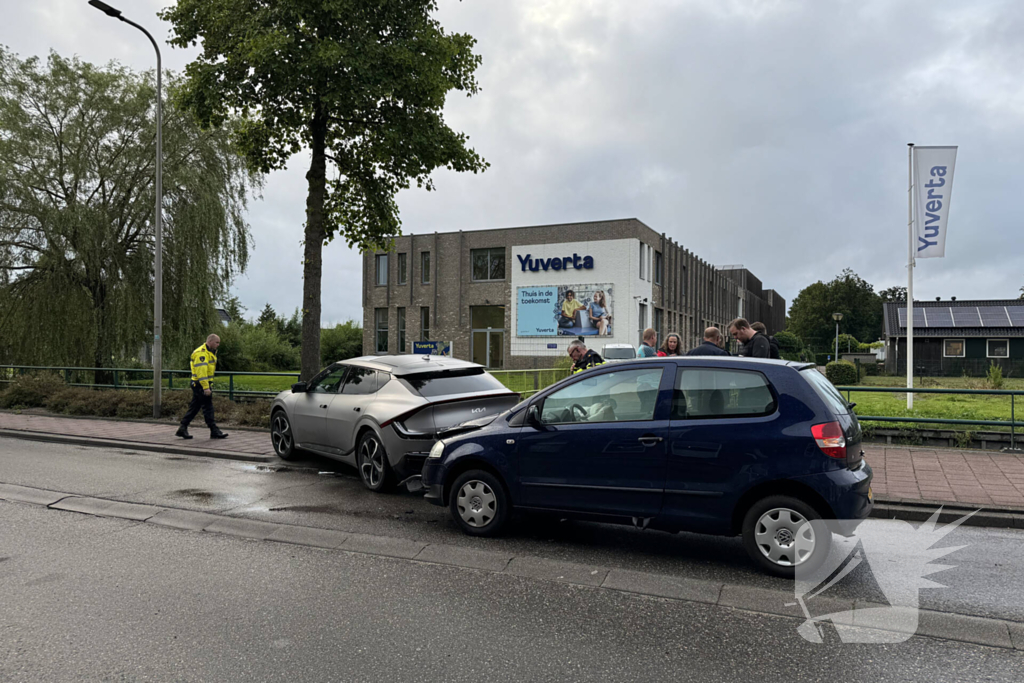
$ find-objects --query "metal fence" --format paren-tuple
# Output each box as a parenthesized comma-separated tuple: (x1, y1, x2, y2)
(835, 385, 1023, 450)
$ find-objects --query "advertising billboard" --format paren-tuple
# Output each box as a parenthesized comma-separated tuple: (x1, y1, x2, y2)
(516, 284, 614, 337)
(412, 341, 452, 356)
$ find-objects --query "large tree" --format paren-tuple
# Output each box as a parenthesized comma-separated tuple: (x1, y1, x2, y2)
(0, 50, 255, 373)
(162, 0, 488, 380)
(788, 269, 883, 350)
(879, 286, 907, 303)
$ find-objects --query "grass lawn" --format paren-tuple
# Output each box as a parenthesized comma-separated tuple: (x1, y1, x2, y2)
(837, 375, 1023, 432)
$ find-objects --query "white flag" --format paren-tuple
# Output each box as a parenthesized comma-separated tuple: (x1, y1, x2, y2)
(913, 146, 957, 259)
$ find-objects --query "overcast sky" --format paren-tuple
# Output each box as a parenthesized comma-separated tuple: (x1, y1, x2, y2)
(7, 0, 1024, 325)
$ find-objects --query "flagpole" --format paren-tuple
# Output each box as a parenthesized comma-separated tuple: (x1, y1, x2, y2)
(907, 143, 915, 410)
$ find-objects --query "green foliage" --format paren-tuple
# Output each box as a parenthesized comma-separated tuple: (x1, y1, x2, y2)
(161, 0, 488, 379)
(773, 331, 803, 354)
(238, 324, 301, 372)
(257, 303, 278, 329)
(987, 362, 1005, 390)
(788, 269, 883, 352)
(879, 286, 907, 303)
(0, 372, 65, 408)
(825, 360, 859, 386)
(0, 49, 257, 369)
(320, 321, 363, 366)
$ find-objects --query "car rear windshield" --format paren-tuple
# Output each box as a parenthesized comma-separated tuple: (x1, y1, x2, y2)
(603, 348, 635, 359)
(800, 367, 851, 415)
(400, 368, 508, 397)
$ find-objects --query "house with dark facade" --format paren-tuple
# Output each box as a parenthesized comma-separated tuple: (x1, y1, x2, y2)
(883, 299, 1024, 376)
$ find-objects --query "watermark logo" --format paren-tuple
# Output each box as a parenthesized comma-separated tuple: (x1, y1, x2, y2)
(793, 509, 975, 643)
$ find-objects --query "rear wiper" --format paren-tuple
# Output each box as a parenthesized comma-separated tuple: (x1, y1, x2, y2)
(847, 402, 857, 409)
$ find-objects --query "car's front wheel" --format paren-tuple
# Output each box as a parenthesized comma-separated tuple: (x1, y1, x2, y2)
(449, 470, 509, 537)
(357, 431, 394, 492)
(271, 411, 297, 460)
(741, 495, 832, 578)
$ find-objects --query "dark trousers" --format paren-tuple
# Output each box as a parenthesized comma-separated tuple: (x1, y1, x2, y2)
(180, 382, 217, 429)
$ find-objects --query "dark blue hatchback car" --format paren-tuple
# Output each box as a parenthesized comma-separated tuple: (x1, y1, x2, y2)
(422, 357, 873, 577)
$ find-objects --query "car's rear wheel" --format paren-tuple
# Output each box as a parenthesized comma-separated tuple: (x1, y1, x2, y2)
(271, 411, 297, 460)
(741, 495, 831, 578)
(357, 431, 394, 492)
(449, 470, 509, 537)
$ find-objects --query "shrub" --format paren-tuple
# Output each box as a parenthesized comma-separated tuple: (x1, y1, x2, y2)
(773, 331, 803, 354)
(987, 362, 1005, 390)
(233, 399, 272, 427)
(825, 360, 859, 386)
(239, 324, 300, 371)
(0, 372, 66, 408)
(321, 321, 363, 365)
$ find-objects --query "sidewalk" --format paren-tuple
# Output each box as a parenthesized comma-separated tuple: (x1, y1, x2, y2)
(2, 411, 1024, 512)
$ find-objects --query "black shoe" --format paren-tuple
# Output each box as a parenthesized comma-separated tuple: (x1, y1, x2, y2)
(210, 429, 228, 439)
(175, 426, 193, 440)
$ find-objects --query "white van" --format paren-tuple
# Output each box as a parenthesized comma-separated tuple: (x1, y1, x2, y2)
(602, 344, 637, 361)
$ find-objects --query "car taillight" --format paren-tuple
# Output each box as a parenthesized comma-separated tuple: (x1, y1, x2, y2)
(811, 421, 846, 459)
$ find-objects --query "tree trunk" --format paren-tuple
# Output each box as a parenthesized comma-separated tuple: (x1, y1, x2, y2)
(91, 282, 113, 385)
(300, 106, 328, 381)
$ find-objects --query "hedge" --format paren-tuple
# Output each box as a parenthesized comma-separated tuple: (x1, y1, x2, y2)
(825, 360, 859, 386)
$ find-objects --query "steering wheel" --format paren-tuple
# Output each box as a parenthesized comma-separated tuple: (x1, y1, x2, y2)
(570, 403, 588, 422)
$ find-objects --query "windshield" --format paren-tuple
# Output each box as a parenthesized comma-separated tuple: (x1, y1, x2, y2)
(400, 368, 509, 397)
(603, 347, 636, 359)
(800, 367, 851, 415)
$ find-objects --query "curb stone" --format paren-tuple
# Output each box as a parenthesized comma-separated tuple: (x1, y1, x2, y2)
(0, 429, 277, 463)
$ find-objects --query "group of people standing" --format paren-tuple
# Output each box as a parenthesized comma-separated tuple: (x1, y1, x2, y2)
(568, 317, 779, 374)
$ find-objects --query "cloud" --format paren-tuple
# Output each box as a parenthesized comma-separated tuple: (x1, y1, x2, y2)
(7, 0, 1024, 326)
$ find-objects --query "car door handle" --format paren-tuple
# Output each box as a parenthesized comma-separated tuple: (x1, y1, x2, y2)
(353, 407, 361, 412)
(319, 404, 328, 409)
(638, 435, 663, 446)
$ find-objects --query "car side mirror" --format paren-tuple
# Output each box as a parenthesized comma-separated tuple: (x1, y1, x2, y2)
(291, 382, 308, 393)
(527, 403, 542, 427)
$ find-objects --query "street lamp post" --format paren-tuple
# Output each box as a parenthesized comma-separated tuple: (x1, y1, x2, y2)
(832, 312, 843, 363)
(89, 0, 163, 418)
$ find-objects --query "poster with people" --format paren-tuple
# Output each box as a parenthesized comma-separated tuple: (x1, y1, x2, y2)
(516, 284, 614, 336)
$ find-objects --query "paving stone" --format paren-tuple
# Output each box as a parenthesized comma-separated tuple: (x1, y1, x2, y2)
(0, 483, 67, 506)
(413, 544, 513, 572)
(265, 525, 351, 549)
(340, 533, 427, 559)
(146, 508, 222, 531)
(203, 516, 282, 540)
(101, 501, 165, 521)
(1008, 621, 1024, 650)
(504, 556, 609, 587)
(602, 569, 721, 604)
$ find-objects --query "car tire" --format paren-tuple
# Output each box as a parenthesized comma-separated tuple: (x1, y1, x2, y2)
(741, 495, 832, 579)
(449, 470, 509, 537)
(357, 430, 394, 492)
(270, 410, 297, 460)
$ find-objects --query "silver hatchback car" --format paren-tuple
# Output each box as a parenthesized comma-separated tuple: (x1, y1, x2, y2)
(269, 355, 519, 491)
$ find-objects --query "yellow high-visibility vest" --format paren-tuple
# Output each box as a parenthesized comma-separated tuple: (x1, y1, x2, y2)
(189, 344, 217, 389)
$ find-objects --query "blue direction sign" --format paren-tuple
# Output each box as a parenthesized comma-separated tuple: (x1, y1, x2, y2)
(412, 341, 452, 357)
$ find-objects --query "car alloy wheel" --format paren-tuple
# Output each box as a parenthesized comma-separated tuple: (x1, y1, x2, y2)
(357, 432, 393, 492)
(448, 469, 509, 537)
(754, 507, 814, 567)
(271, 412, 294, 459)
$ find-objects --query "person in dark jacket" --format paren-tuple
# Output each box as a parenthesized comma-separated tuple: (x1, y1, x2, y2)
(568, 339, 605, 375)
(687, 327, 730, 356)
(728, 318, 771, 358)
(751, 322, 781, 359)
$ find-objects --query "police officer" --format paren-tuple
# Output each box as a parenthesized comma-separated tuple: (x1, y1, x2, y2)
(175, 333, 228, 439)
(568, 339, 605, 374)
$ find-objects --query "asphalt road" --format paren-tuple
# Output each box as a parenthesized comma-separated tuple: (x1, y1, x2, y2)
(4, 499, 1024, 682)
(2, 436, 1024, 628)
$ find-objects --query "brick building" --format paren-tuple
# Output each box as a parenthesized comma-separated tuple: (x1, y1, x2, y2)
(361, 218, 785, 369)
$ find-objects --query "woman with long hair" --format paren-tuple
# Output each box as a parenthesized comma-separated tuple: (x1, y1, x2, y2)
(658, 333, 683, 356)
(588, 290, 612, 336)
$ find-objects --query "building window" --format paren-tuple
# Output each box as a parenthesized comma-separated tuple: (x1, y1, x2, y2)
(639, 244, 646, 279)
(375, 254, 388, 286)
(397, 307, 406, 353)
(654, 251, 663, 285)
(639, 302, 648, 336)
(397, 253, 407, 285)
(943, 339, 965, 358)
(471, 305, 505, 368)
(421, 251, 431, 284)
(420, 307, 430, 341)
(375, 308, 388, 353)
(987, 339, 1009, 359)
(471, 247, 505, 281)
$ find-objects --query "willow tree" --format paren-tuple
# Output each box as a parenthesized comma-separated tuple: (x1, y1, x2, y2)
(161, 0, 488, 380)
(0, 49, 256, 374)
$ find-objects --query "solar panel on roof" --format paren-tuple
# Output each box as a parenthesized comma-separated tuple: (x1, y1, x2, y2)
(951, 307, 981, 326)
(1007, 307, 1024, 327)
(978, 306, 1011, 327)
(925, 307, 954, 326)
(897, 308, 926, 327)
